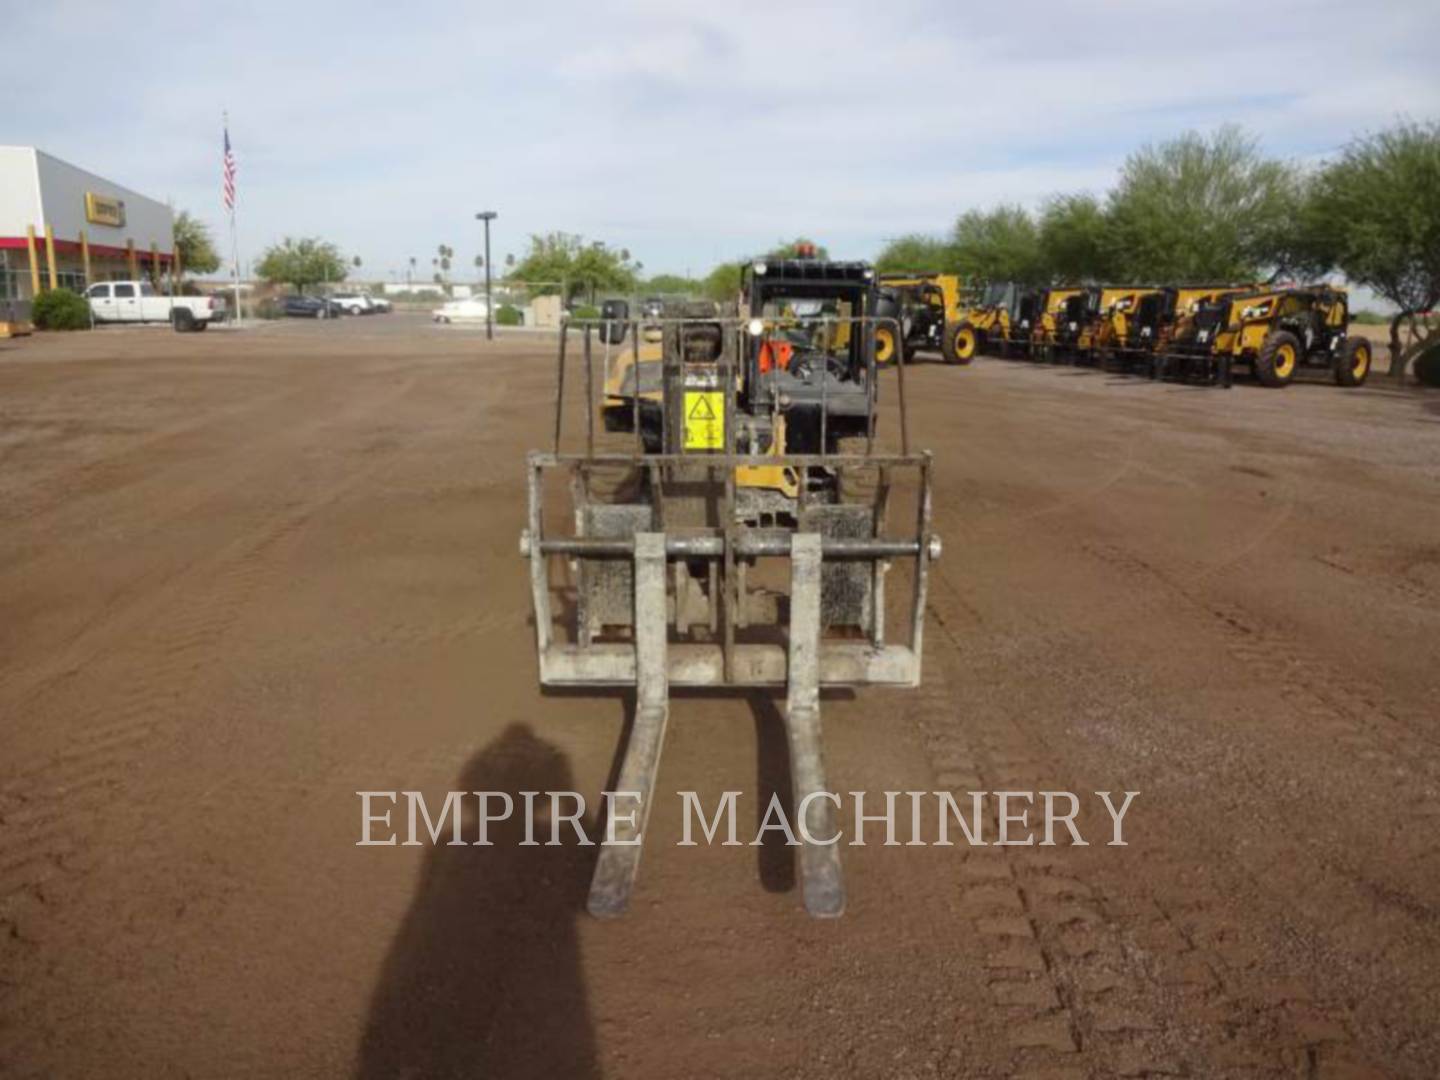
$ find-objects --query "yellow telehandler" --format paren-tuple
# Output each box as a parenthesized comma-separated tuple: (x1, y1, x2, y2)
(526, 257, 942, 918)
(1160, 285, 1370, 387)
(876, 272, 971, 364)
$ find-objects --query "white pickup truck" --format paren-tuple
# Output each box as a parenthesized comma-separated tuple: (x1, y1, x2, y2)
(86, 280, 226, 332)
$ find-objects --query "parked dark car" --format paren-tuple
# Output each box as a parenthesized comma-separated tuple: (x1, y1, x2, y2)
(281, 295, 342, 319)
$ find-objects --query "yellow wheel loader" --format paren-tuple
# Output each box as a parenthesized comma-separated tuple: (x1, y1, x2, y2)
(525, 257, 941, 918)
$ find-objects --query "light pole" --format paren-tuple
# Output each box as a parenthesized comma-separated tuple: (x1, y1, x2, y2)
(476, 211, 498, 341)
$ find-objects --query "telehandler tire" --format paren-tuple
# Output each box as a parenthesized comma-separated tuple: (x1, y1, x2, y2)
(1334, 337, 1371, 387)
(874, 326, 898, 366)
(1254, 330, 1301, 388)
(947, 322, 979, 365)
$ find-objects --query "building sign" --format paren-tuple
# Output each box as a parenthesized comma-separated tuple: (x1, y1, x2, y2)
(84, 192, 126, 227)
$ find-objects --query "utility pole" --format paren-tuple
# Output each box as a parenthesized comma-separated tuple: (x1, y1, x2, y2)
(476, 211, 497, 341)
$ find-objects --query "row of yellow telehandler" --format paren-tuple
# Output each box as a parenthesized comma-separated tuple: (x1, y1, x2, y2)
(941, 280, 1373, 388)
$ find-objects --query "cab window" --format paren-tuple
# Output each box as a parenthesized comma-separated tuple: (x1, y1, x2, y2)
(88, 284, 110, 299)
(114, 283, 135, 298)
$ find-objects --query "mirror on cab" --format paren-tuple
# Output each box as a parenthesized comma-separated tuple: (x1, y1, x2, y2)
(600, 299, 629, 345)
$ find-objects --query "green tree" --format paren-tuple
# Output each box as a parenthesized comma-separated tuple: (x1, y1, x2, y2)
(951, 205, 1045, 285)
(172, 210, 220, 276)
(254, 237, 348, 292)
(1104, 126, 1302, 282)
(702, 261, 744, 303)
(875, 233, 956, 274)
(1038, 194, 1114, 283)
(1299, 120, 1440, 382)
(766, 237, 829, 260)
(644, 273, 700, 295)
(511, 232, 639, 302)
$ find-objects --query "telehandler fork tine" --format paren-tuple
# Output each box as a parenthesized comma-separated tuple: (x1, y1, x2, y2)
(587, 532, 670, 917)
(786, 533, 845, 918)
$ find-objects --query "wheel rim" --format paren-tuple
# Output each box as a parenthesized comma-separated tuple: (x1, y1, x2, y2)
(1353, 344, 1370, 378)
(956, 328, 975, 359)
(876, 329, 894, 364)
(1274, 342, 1296, 378)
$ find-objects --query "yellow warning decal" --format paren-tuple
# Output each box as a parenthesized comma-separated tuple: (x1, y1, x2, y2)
(683, 391, 724, 450)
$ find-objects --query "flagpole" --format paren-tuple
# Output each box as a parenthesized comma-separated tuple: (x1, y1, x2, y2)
(225, 110, 242, 327)
(230, 206, 242, 327)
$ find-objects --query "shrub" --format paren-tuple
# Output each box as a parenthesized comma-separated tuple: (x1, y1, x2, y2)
(496, 304, 522, 326)
(31, 288, 90, 330)
(570, 304, 601, 320)
(253, 298, 285, 320)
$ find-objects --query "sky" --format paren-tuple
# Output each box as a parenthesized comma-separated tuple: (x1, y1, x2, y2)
(8, 0, 1440, 281)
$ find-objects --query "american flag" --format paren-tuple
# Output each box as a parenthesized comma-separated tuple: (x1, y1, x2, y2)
(222, 126, 236, 212)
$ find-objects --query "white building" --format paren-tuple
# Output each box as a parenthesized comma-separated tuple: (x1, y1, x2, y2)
(0, 146, 175, 317)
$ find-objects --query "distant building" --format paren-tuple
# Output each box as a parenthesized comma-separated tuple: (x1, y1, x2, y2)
(382, 282, 444, 296)
(0, 146, 175, 318)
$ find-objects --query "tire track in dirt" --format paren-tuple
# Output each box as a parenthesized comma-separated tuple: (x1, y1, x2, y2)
(905, 543, 1393, 1075)
(0, 472, 349, 917)
(0, 369, 434, 708)
(1313, 549, 1439, 610)
(1081, 538, 1440, 765)
(931, 428, 1437, 1069)
(911, 367, 1435, 1071)
(0, 369, 516, 1008)
(0, 381, 303, 536)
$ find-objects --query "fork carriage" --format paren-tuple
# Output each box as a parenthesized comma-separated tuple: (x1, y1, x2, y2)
(521, 266, 941, 917)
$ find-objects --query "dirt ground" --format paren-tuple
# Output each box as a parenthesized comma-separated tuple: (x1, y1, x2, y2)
(2, 315, 1439, 1078)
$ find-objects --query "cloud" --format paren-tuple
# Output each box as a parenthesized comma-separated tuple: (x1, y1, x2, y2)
(8, 0, 1439, 277)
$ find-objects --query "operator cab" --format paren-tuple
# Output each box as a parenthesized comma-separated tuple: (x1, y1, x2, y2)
(742, 257, 879, 454)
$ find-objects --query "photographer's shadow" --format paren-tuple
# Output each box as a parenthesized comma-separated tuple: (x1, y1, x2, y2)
(355, 723, 599, 1079)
